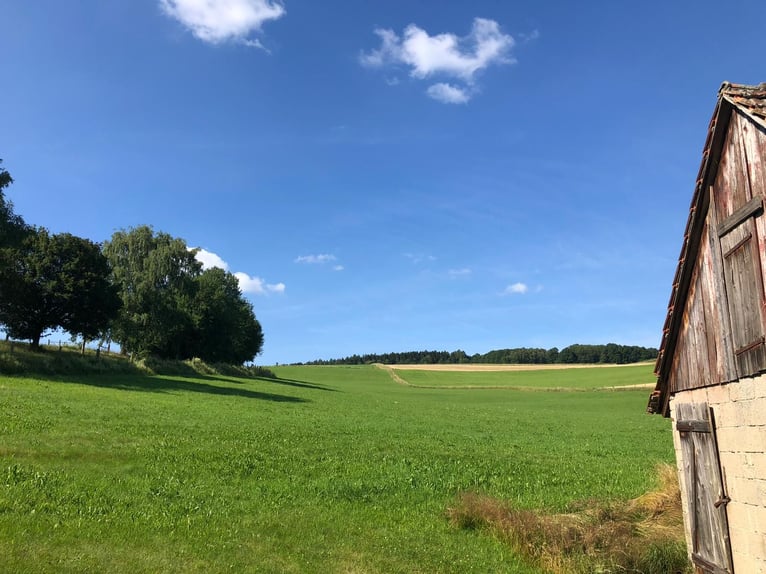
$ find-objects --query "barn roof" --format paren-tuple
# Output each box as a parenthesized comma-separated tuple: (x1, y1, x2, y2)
(648, 82, 766, 417)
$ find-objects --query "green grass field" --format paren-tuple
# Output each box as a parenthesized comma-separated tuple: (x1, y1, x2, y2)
(0, 363, 673, 573)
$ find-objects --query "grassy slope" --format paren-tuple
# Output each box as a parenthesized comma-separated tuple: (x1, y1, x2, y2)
(0, 364, 673, 573)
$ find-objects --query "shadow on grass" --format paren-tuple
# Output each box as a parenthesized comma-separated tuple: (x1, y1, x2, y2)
(252, 377, 338, 393)
(161, 373, 338, 393)
(57, 374, 309, 403)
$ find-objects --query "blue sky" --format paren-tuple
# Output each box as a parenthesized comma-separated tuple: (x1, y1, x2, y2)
(2, 1, 765, 365)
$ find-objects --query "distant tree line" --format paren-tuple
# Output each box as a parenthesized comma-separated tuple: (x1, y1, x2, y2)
(0, 160, 263, 363)
(301, 343, 658, 366)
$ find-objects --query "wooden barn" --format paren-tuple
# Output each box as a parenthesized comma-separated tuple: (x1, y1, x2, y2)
(647, 82, 766, 574)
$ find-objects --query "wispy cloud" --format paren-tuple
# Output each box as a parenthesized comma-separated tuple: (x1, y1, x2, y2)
(505, 282, 529, 294)
(360, 18, 514, 103)
(192, 248, 285, 295)
(404, 253, 437, 265)
(295, 253, 345, 271)
(159, 0, 285, 46)
(427, 83, 471, 104)
(448, 268, 472, 278)
(519, 29, 540, 43)
(295, 254, 337, 264)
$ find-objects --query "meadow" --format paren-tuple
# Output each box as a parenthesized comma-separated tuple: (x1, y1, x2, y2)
(0, 361, 675, 573)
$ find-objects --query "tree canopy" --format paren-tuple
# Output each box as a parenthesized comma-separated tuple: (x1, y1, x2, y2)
(0, 159, 27, 249)
(104, 226, 264, 362)
(0, 228, 119, 350)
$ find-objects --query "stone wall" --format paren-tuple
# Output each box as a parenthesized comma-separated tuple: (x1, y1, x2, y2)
(670, 375, 766, 573)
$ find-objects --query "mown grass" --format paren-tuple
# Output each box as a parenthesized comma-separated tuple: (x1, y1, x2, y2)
(391, 363, 655, 389)
(0, 363, 674, 573)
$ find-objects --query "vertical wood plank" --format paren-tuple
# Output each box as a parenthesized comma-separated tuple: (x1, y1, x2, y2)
(707, 188, 738, 382)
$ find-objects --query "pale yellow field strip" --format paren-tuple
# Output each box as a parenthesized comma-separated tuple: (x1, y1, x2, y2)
(387, 363, 652, 372)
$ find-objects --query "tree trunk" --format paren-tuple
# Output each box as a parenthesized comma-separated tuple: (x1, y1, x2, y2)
(30, 333, 41, 352)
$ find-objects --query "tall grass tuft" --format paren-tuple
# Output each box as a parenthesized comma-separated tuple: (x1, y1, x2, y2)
(447, 463, 691, 574)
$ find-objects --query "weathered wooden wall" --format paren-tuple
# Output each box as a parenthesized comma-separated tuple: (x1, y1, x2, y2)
(668, 109, 766, 394)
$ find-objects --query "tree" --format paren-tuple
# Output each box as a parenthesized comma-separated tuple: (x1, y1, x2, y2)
(0, 159, 28, 336)
(103, 225, 201, 359)
(0, 159, 26, 247)
(0, 228, 119, 350)
(55, 234, 121, 348)
(191, 267, 264, 363)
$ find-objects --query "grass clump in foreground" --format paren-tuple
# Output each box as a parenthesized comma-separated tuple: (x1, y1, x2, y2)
(448, 464, 690, 574)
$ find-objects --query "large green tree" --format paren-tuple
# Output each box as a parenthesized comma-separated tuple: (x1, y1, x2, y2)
(191, 267, 264, 363)
(103, 225, 202, 359)
(104, 226, 265, 363)
(0, 228, 120, 350)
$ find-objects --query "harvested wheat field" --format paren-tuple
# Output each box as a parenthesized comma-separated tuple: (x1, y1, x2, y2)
(387, 362, 652, 372)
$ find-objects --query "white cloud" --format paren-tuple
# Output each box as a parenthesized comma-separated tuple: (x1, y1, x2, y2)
(505, 282, 529, 294)
(192, 247, 284, 295)
(295, 254, 337, 264)
(360, 18, 514, 103)
(448, 268, 472, 277)
(426, 82, 471, 104)
(404, 253, 436, 265)
(234, 272, 285, 294)
(159, 0, 285, 45)
(519, 29, 540, 43)
(194, 248, 229, 271)
(333, 265, 345, 272)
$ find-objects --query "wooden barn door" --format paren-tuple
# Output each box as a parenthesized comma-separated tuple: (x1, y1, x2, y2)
(717, 199, 766, 377)
(675, 402, 734, 574)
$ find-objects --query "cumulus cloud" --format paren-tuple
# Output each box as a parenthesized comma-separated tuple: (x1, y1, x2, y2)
(426, 83, 471, 104)
(159, 0, 285, 45)
(192, 247, 284, 295)
(295, 254, 337, 264)
(360, 18, 514, 103)
(234, 272, 285, 294)
(505, 282, 529, 295)
(195, 248, 229, 271)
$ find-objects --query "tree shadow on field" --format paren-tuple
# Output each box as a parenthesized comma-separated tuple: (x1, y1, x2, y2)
(186, 374, 338, 393)
(253, 376, 338, 393)
(57, 374, 309, 403)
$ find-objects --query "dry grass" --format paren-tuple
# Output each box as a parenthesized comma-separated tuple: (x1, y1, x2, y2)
(447, 464, 691, 574)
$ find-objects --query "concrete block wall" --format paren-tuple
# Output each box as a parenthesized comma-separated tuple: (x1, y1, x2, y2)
(669, 375, 766, 574)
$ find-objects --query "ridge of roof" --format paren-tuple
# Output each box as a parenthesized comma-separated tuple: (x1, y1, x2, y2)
(720, 81, 766, 126)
